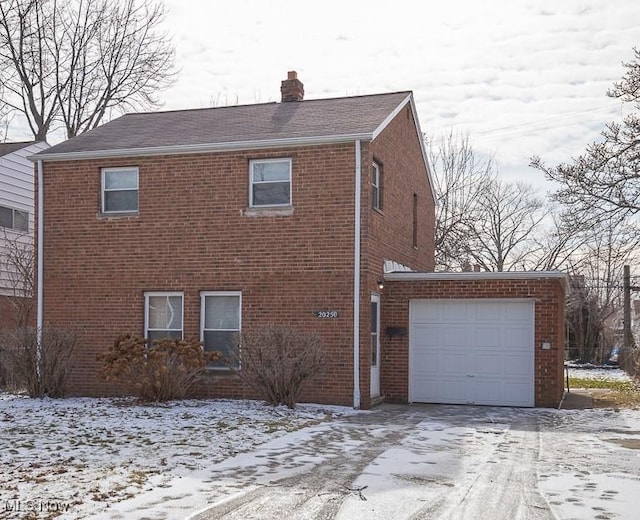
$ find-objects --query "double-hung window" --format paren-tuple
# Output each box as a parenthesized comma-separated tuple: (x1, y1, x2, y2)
(145, 292, 183, 342)
(250, 159, 291, 207)
(0, 205, 29, 232)
(200, 292, 241, 368)
(372, 161, 382, 210)
(102, 167, 139, 213)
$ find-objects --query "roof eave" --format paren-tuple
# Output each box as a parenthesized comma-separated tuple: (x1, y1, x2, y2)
(29, 133, 374, 162)
(384, 270, 569, 292)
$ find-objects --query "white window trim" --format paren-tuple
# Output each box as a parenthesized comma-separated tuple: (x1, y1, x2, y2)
(200, 291, 242, 370)
(372, 161, 381, 210)
(371, 292, 380, 368)
(144, 291, 184, 340)
(249, 158, 292, 208)
(101, 166, 139, 214)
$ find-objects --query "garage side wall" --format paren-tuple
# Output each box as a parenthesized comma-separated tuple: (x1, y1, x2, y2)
(381, 278, 566, 407)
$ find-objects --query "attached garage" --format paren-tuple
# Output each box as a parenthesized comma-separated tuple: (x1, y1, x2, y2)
(409, 299, 534, 406)
(381, 271, 567, 408)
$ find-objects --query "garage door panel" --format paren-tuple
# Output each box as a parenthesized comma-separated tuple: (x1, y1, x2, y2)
(443, 327, 469, 347)
(410, 299, 534, 407)
(476, 327, 500, 348)
(412, 378, 468, 403)
(413, 325, 440, 347)
(411, 352, 441, 375)
(472, 354, 502, 376)
(441, 353, 468, 374)
(472, 380, 505, 404)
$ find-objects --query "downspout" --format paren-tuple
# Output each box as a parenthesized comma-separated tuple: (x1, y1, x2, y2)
(37, 160, 44, 343)
(352, 140, 362, 409)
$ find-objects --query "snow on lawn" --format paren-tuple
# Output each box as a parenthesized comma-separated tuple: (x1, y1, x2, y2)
(0, 394, 353, 519)
(567, 366, 634, 382)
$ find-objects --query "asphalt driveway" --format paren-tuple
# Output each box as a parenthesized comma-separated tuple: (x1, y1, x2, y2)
(191, 404, 640, 520)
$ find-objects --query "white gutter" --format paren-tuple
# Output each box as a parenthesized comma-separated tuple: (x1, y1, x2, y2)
(37, 160, 44, 342)
(352, 140, 362, 409)
(28, 133, 373, 163)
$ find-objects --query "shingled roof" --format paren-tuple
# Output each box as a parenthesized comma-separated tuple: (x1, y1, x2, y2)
(0, 141, 37, 158)
(35, 91, 414, 161)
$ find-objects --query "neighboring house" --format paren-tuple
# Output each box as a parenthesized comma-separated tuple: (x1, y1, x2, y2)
(32, 72, 566, 408)
(0, 141, 49, 329)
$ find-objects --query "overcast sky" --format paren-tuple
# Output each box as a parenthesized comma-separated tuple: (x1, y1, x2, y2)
(9, 0, 640, 193)
(156, 0, 639, 193)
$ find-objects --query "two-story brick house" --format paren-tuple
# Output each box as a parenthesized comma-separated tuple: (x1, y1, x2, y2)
(31, 72, 435, 409)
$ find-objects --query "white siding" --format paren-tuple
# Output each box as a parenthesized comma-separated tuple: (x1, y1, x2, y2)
(0, 141, 49, 295)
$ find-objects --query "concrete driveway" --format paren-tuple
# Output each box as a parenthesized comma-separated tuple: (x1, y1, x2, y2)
(191, 404, 640, 520)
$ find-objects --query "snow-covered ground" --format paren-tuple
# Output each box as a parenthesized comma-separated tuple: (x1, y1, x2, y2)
(1, 369, 639, 520)
(0, 396, 354, 519)
(567, 365, 635, 382)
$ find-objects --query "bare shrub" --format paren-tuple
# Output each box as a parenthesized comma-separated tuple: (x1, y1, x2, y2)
(621, 346, 640, 381)
(0, 326, 76, 397)
(231, 325, 326, 409)
(98, 335, 219, 402)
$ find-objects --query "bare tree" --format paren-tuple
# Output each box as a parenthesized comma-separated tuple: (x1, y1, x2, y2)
(465, 179, 546, 272)
(428, 131, 495, 271)
(527, 205, 589, 271)
(531, 47, 640, 224)
(564, 218, 640, 362)
(0, 84, 12, 142)
(0, 0, 175, 140)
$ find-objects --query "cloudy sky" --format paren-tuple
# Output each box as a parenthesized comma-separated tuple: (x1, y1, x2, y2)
(156, 0, 639, 192)
(9, 0, 640, 193)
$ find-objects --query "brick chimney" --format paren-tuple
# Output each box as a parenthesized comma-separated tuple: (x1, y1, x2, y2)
(281, 71, 304, 102)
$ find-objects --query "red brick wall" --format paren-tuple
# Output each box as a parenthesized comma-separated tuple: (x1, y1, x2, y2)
(380, 277, 566, 407)
(40, 144, 361, 404)
(357, 103, 436, 405)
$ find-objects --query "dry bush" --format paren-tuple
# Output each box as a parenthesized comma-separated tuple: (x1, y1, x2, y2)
(98, 335, 219, 402)
(621, 346, 640, 381)
(231, 325, 326, 409)
(0, 326, 76, 397)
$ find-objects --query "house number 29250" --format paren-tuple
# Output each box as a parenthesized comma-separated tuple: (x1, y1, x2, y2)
(316, 310, 339, 319)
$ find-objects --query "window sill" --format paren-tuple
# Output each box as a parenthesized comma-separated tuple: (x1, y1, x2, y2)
(204, 367, 237, 377)
(372, 207, 384, 216)
(97, 211, 139, 219)
(243, 206, 294, 218)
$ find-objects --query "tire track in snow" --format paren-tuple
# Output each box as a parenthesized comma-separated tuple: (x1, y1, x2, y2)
(411, 417, 554, 520)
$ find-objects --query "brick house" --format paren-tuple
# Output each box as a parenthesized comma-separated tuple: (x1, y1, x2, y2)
(32, 72, 434, 409)
(32, 72, 566, 408)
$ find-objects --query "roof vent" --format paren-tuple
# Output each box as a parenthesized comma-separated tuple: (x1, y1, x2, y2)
(281, 71, 304, 102)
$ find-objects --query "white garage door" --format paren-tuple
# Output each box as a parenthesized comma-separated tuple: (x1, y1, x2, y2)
(409, 299, 534, 407)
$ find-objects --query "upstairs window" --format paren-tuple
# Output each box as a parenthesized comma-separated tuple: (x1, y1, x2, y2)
(372, 161, 382, 210)
(250, 159, 291, 207)
(145, 292, 183, 342)
(201, 292, 242, 369)
(0, 205, 29, 232)
(102, 167, 138, 213)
